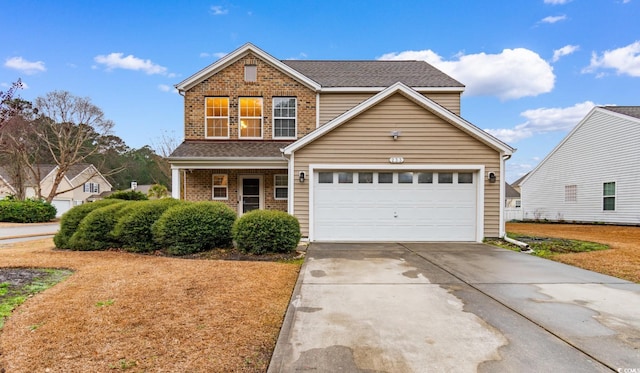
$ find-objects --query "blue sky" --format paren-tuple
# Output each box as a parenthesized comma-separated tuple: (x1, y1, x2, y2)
(2, 0, 638, 182)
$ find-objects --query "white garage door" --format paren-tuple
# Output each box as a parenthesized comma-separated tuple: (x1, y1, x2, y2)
(51, 199, 72, 217)
(313, 170, 478, 241)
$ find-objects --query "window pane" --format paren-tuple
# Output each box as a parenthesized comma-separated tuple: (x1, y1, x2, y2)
(206, 98, 229, 137)
(398, 172, 413, 184)
(458, 172, 473, 184)
(213, 174, 227, 187)
(274, 98, 296, 138)
(318, 172, 333, 183)
(213, 187, 227, 199)
(438, 173, 453, 184)
(603, 182, 615, 196)
(565, 185, 577, 202)
(275, 174, 287, 186)
(358, 172, 373, 184)
(378, 173, 393, 184)
(603, 197, 615, 211)
(417, 172, 433, 184)
(275, 187, 288, 199)
(338, 172, 353, 184)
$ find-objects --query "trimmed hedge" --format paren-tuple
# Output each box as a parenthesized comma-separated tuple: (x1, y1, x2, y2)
(113, 198, 183, 252)
(67, 202, 131, 251)
(0, 197, 56, 223)
(106, 190, 148, 201)
(152, 201, 236, 255)
(53, 199, 123, 249)
(232, 210, 301, 254)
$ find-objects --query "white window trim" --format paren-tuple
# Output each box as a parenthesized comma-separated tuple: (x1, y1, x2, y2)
(239, 97, 263, 139)
(272, 97, 297, 139)
(212, 174, 228, 200)
(205, 97, 230, 139)
(603, 181, 616, 212)
(83, 182, 99, 194)
(274, 174, 288, 200)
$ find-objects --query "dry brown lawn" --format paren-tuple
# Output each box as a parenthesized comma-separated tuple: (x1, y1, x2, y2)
(0, 238, 300, 372)
(507, 222, 640, 283)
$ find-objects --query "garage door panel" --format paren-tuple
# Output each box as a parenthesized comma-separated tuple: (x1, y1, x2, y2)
(314, 170, 478, 242)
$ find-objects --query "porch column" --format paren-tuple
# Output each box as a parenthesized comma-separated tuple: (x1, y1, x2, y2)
(171, 168, 180, 199)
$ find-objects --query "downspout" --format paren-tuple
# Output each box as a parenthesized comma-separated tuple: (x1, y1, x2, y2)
(280, 149, 294, 215)
(499, 153, 511, 238)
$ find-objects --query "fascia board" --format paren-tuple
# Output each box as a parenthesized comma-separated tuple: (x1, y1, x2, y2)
(175, 43, 320, 92)
(320, 86, 464, 93)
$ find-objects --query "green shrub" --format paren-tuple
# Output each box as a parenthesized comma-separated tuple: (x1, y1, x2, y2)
(0, 197, 56, 223)
(232, 210, 301, 255)
(67, 202, 131, 251)
(54, 199, 123, 249)
(152, 201, 236, 255)
(106, 190, 148, 201)
(113, 198, 183, 252)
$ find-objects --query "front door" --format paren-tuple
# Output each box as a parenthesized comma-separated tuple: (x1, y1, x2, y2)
(239, 176, 262, 215)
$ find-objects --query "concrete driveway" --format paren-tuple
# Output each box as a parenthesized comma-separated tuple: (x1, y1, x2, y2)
(268, 242, 640, 372)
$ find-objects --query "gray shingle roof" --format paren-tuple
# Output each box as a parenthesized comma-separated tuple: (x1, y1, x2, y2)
(505, 182, 521, 198)
(602, 106, 640, 120)
(281, 60, 464, 88)
(169, 141, 293, 159)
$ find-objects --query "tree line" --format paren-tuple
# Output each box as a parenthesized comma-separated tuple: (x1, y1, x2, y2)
(0, 80, 175, 202)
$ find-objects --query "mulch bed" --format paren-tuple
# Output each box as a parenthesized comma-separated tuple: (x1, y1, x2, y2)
(0, 238, 301, 372)
(507, 222, 640, 283)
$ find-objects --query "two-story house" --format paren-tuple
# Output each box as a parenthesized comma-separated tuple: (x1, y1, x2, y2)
(168, 43, 514, 242)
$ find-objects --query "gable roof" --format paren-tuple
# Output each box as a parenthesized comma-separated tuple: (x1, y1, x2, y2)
(284, 82, 514, 155)
(511, 172, 529, 187)
(521, 106, 640, 186)
(175, 43, 321, 92)
(601, 106, 640, 120)
(281, 60, 464, 90)
(505, 182, 520, 198)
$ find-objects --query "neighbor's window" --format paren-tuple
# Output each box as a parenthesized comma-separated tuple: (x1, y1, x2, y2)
(273, 97, 296, 138)
(83, 182, 99, 193)
(603, 182, 615, 211)
(417, 172, 433, 184)
(205, 97, 229, 138)
(515, 200, 521, 208)
(212, 174, 228, 200)
(244, 65, 257, 82)
(274, 174, 288, 200)
(438, 172, 453, 184)
(338, 172, 353, 184)
(239, 97, 263, 138)
(458, 172, 473, 184)
(565, 185, 577, 202)
(318, 172, 333, 184)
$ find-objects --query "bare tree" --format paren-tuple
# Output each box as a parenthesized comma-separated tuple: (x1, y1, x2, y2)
(150, 130, 181, 182)
(0, 79, 23, 129)
(34, 91, 115, 202)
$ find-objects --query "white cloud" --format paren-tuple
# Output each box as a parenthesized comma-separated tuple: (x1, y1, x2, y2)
(4, 57, 46, 75)
(540, 15, 567, 24)
(582, 41, 640, 77)
(552, 45, 579, 62)
(210, 5, 228, 15)
(94, 53, 168, 75)
(379, 48, 555, 100)
(544, 0, 571, 4)
(158, 84, 178, 93)
(484, 101, 596, 143)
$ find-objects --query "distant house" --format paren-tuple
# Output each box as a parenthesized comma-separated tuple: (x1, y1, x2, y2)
(521, 106, 640, 224)
(0, 163, 112, 217)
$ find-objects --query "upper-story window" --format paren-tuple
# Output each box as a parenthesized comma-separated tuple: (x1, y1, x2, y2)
(239, 97, 263, 138)
(205, 97, 229, 138)
(83, 182, 99, 193)
(273, 97, 297, 138)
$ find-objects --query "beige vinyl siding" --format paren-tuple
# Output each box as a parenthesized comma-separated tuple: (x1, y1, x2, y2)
(294, 92, 501, 238)
(421, 92, 461, 115)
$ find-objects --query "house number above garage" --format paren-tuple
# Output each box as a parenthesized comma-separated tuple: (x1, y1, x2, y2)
(389, 157, 404, 164)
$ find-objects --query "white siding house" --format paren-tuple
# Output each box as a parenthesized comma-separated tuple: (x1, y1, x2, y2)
(521, 106, 640, 224)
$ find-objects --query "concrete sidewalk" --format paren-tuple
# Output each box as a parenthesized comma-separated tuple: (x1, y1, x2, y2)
(0, 222, 59, 243)
(268, 242, 640, 372)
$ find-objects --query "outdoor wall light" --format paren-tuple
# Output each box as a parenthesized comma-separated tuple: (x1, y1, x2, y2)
(488, 172, 497, 183)
(390, 130, 401, 140)
(299, 171, 306, 183)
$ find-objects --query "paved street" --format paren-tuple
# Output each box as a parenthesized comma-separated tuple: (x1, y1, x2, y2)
(0, 222, 60, 244)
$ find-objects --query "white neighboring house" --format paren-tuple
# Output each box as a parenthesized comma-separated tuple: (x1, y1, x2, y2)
(0, 163, 112, 217)
(521, 106, 640, 224)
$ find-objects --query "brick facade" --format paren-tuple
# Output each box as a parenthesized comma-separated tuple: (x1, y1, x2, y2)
(183, 169, 288, 214)
(183, 52, 317, 141)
